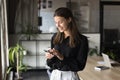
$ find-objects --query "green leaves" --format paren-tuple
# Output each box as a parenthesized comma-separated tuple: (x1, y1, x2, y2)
(89, 48, 99, 56)
(7, 44, 27, 74)
(18, 64, 27, 71)
(106, 51, 116, 60)
(6, 67, 13, 74)
(8, 44, 24, 64)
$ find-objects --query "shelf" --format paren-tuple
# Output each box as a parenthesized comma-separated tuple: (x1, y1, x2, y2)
(20, 34, 52, 69)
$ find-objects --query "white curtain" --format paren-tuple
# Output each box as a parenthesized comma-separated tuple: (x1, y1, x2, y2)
(0, 0, 9, 79)
(0, 0, 38, 79)
(14, 0, 38, 34)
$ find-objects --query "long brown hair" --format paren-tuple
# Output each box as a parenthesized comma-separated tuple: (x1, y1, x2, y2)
(53, 7, 81, 47)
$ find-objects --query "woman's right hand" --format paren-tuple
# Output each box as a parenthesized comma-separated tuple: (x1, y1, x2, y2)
(45, 52, 54, 59)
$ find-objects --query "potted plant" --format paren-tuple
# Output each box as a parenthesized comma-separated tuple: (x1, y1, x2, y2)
(105, 50, 116, 60)
(88, 46, 99, 56)
(16, 23, 39, 40)
(6, 44, 27, 80)
(21, 24, 35, 40)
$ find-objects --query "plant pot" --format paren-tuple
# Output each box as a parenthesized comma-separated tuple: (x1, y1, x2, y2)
(16, 77, 23, 80)
(14, 77, 23, 80)
(14, 71, 23, 80)
(8, 71, 13, 80)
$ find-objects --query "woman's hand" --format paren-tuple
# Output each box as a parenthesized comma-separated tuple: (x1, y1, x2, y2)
(45, 48, 64, 60)
(52, 48, 64, 60)
(45, 52, 54, 59)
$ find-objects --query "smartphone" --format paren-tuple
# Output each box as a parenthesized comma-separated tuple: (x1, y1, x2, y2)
(44, 49, 53, 54)
(44, 50, 49, 52)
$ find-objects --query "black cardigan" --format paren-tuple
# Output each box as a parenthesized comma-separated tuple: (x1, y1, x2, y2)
(46, 33, 88, 72)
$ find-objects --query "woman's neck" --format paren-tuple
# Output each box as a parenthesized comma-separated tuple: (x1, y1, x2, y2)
(64, 31, 70, 38)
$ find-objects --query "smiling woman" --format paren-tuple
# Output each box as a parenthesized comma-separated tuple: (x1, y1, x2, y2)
(45, 7, 89, 80)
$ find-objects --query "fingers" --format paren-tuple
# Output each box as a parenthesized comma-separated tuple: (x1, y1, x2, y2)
(45, 48, 64, 60)
(45, 53, 54, 59)
(51, 49, 58, 55)
(48, 48, 57, 55)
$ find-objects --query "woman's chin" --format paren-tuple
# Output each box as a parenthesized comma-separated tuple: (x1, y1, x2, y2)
(59, 30, 64, 33)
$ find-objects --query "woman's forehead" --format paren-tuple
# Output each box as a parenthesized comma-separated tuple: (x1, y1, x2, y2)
(54, 16, 66, 21)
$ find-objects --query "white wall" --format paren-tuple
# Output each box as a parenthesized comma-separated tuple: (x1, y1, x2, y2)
(40, 0, 67, 12)
(39, 0, 68, 33)
(39, 0, 100, 33)
(88, 0, 100, 32)
(83, 33, 100, 54)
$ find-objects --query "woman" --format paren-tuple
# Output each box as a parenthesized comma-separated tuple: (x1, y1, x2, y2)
(45, 7, 88, 80)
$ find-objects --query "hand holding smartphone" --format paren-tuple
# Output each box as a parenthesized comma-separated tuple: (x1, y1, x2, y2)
(44, 49, 53, 54)
(44, 50, 49, 52)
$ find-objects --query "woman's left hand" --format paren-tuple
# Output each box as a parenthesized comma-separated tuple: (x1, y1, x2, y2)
(52, 48, 64, 60)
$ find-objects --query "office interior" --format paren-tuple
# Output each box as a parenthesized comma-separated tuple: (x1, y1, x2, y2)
(1, 0, 120, 80)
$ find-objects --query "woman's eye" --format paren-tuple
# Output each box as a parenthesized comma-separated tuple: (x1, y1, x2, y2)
(55, 20, 64, 25)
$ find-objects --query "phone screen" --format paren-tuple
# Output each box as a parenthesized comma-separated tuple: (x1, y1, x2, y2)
(44, 50, 53, 54)
(44, 50, 48, 52)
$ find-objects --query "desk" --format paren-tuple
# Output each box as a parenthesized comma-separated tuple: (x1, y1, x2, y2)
(78, 56, 120, 80)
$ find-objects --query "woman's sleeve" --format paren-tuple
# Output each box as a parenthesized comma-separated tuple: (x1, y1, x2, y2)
(61, 36, 89, 71)
(76, 36, 88, 70)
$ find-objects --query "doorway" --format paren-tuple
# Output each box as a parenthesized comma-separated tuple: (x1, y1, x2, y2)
(100, 1, 120, 61)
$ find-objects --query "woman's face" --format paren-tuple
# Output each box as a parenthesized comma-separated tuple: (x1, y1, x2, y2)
(54, 16, 70, 32)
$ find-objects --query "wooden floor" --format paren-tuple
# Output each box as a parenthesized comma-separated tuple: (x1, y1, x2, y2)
(16, 56, 120, 80)
(78, 56, 120, 80)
